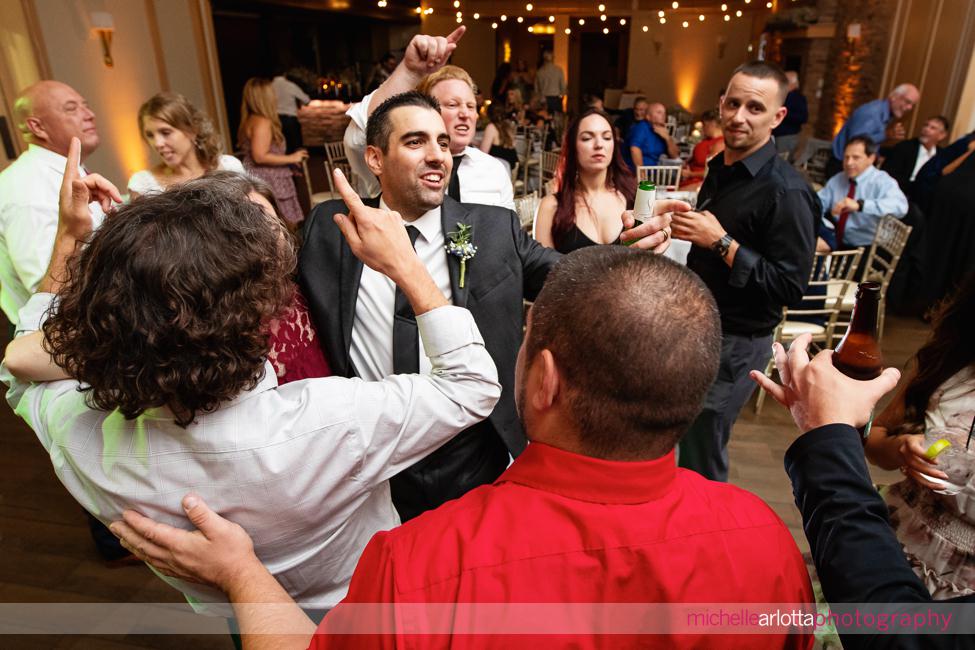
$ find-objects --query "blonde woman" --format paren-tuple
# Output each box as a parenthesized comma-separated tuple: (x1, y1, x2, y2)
(238, 77, 308, 224)
(128, 92, 243, 198)
(478, 104, 518, 170)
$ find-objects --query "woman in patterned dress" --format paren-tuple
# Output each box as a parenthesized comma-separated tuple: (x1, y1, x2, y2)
(865, 271, 975, 598)
(238, 78, 308, 225)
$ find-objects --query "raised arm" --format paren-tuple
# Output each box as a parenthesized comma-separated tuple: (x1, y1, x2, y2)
(366, 27, 465, 116)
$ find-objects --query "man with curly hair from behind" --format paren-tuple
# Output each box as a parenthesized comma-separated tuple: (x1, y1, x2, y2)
(0, 138, 501, 618)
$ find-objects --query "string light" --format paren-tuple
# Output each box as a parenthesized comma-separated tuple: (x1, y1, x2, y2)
(564, 27, 571, 34)
(766, 1, 773, 7)
(736, 9, 743, 16)
(491, 21, 498, 28)
(598, 3, 606, 11)
(377, 0, 386, 6)
(456, 11, 462, 17)
(600, 14, 607, 21)
(526, 3, 533, 10)
(456, 16, 462, 22)
(658, 10, 665, 17)
(415, 6, 422, 13)
(452, 0, 459, 7)
(724, 14, 730, 21)
(500, 13, 507, 20)
(620, 18, 626, 25)
(721, 3, 727, 9)
(681, 20, 689, 27)
(549, 15, 555, 22)
(528, 25, 534, 32)
(602, 27, 609, 34)
(659, 17, 666, 23)
(698, 13, 705, 21)
(425, 7, 432, 13)
(473, 12, 479, 18)
(517, 16, 524, 23)
(642, 25, 649, 31)
(578, 18, 585, 24)
(672, 1, 679, 8)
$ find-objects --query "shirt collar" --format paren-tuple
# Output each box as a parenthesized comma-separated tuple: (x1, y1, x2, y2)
(849, 164, 877, 184)
(379, 197, 443, 244)
(224, 361, 279, 407)
(710, 139, 776, 178)
(27, 143, 71, 173)
(497, 442, 677, 504)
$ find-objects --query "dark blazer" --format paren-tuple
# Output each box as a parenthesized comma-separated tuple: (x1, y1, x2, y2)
(785, 424, 974, 650)
(881, 137, 923, 195)
(298, 195, 561, 456)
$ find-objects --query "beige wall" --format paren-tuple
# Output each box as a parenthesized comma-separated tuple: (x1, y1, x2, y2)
(881, 0, 975, 139)
(421, 16, 497, 97)
(625, 11, 755, 115)
(26, 0, 215, 186)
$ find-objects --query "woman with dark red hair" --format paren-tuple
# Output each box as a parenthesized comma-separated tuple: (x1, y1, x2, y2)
(533, 109, 636, 253)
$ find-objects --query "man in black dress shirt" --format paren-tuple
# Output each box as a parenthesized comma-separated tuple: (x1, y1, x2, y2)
(672, 61, 819, 482)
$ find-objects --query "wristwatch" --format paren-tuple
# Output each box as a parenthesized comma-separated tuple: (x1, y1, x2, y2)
(856, 199, 864, 213)
(711, 234, 734, 258)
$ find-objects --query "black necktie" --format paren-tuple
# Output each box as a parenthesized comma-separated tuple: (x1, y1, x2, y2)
(392, 225, 422, 374)
(447, 155, 463, 201)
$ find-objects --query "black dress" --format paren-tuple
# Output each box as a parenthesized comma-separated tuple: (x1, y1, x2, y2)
(922, 153, 975, 308)
(554, 222, 622, 254)
(488, 145, 518, 170)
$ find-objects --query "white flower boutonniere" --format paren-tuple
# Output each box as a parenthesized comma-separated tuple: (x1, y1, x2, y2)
(445, 223, 477, 288)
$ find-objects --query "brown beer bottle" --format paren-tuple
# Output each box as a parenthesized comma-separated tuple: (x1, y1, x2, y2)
(832, 281, 882, 381)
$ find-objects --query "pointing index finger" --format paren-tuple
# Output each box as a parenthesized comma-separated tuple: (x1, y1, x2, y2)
(332, 168, 365, 213)
(446, 25, 466, 44)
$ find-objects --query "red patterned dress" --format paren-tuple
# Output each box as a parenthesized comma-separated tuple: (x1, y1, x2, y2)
(266, 288, 331, 383)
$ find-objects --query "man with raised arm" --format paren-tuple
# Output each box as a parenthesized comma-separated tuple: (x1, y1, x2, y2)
(343, 27, 515, 208)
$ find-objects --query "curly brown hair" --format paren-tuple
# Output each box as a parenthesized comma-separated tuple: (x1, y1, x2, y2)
(42, 177, 296, 427)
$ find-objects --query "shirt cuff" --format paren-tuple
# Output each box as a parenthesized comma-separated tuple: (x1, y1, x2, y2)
(728, 242, 761, 289)
(416, 305, 485, 361)
(784, 423, 860, 467)
(15, 292, 57, 336)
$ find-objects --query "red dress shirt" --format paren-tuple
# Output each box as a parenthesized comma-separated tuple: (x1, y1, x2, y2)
(310, 442, 814, 649)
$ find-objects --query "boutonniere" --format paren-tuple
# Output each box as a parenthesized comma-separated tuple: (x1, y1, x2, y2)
(445, 223, 477, 288)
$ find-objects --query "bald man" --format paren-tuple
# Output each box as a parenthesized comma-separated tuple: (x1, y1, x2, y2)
(828, 83, 920, 177)
(0, 80, 104, 327)
(624, 101, 679, 170)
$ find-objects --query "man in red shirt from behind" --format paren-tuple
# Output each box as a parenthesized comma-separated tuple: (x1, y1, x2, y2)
(113, 247, 814, 649)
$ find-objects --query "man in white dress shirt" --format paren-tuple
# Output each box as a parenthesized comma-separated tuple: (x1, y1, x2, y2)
(1, 143, 501, 614)
(344, 27, 515, 209)
(0, 80, 105, 327)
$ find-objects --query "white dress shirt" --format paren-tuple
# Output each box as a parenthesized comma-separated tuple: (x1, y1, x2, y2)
(351, 200, 453, 381)
(344, 91, 515, 209)
(127, 155, 246, 196)
(3, 292, 499, 615)
(0, 145, 105, 325)
(910, 142, 937, 182)
(272, 75, 310, 117)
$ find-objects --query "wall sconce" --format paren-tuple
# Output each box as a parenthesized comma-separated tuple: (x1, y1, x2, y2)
(653, 38, 663, 56)
(717, 35, 728, 59)
(90, 11, 114, 68)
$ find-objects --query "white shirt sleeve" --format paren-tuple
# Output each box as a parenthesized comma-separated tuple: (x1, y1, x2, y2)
(347, 305, 501, 486)
(127, 170, 160, 196)
(4, 203, 58, 295)
(218, 155, 246, 174)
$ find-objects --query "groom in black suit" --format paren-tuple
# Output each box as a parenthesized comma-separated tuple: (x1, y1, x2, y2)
(299, 91, 678, 520)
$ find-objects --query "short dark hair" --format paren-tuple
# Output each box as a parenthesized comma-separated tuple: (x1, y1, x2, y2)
(524, 247, 721, 459)
(845, 135, 877, 156)
(43, 178, 296, 427)
(700, 109, 719, 123)
(366, 90, 441, 152)
(928, 115, 950, 132)
(732, 60, 789, 104)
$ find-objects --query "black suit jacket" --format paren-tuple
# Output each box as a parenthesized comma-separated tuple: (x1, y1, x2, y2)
(881, 138, 922, 196)
(785, 424, 974, 650)
(298, 196, 561, 456)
